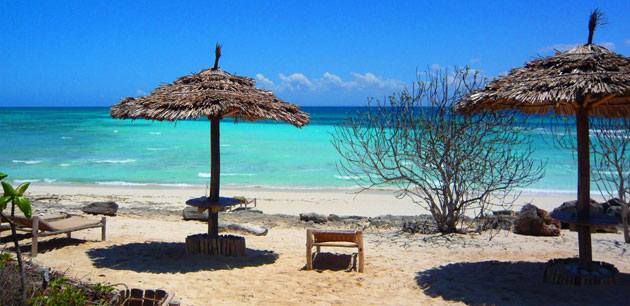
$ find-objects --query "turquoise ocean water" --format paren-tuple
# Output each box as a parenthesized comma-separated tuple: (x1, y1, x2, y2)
(0, 107, 579, 193)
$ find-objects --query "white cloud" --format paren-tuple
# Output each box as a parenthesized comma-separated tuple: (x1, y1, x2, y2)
(626, 39, 630, 46)
(600, 41, 615, 51)
(255, 73, 275, 89)
(255, 71, 405, 93)
(136, 89, 146, 96)
(469, 58, 481, 64)
(278, 73, 313, 91)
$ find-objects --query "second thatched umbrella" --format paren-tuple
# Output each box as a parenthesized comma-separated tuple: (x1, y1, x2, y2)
(111, 45, 310, 242)
(457, 11, 630, 274)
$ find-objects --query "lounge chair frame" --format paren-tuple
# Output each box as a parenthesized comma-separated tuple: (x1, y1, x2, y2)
(306, 229, 364, 272)
(0, 213, 106, 257)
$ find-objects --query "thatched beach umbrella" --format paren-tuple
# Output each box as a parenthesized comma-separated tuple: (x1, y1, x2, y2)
(457, 11, 630, 271)
(111, 44, 310, 238)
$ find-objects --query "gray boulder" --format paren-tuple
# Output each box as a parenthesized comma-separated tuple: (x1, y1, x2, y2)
(327, 214, 342, 222)
(605, 205, 630, 221)
(183, 206, 208, 220)
(299, 212, 327, 224)
(220, 222, 268, 236)
(552, 199, 603, 214)
(82, 201, 118, 216)
(514, 204, 561, 236)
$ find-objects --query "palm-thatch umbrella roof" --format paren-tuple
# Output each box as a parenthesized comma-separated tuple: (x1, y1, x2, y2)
(457, 10, 630, 271)
(110, 44, 310, 238)
(459, 43, 630, 117)
(110, 57, 309, 126)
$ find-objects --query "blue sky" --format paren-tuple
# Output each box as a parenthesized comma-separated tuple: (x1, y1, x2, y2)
(1, 1, 629, 107)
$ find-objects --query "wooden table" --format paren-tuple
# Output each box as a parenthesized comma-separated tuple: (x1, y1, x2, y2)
(550, 211, 619, 232)
(185, 196, 246, 256)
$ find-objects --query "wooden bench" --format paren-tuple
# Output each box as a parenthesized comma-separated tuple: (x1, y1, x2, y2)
(1, 212, 106, 257)
(306, 229, 364, 272)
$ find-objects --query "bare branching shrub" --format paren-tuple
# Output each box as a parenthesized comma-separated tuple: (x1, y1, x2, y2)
(590, 118, 630, 242)
(332, 67, 545, 233)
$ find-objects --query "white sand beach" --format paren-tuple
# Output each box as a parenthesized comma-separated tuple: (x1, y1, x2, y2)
(2, 184, 628, 305)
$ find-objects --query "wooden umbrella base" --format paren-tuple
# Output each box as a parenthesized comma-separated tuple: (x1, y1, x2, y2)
(185, 234, 246, 256)
(543, 258, 618, 285)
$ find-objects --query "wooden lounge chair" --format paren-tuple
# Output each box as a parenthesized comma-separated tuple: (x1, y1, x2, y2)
(229, 196, 257, 211)
(0, 212, 106, 257)
(306, 229, 364, 272)
(0, 213, 67, 233)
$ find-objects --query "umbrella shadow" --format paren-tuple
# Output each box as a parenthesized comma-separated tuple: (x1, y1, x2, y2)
(86, 242, 278, 273)
(302, 252, 358, 272)
(415, 260, 630, 306)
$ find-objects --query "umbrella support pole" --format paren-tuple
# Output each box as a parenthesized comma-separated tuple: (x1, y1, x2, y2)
(208, 212, 219, 239)
(209, 117, 221, 202)
(576, 108, 592, 271)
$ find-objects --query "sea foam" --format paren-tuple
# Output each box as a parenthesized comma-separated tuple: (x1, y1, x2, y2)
(96, 181, 147, 186)
(94, 159, 136, 164)
(13, 179, 40, 183)
(12, 160, 42, 164)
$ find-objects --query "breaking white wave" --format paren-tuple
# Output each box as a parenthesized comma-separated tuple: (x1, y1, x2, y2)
(13, 179, 40, 183)
(61, 136, 72, 140)
(96, 181, 147, 186)
(12, 160, 42, 164)
(146, 147, 167, 151)
(149, 132, 161, 135)
(198, 173, 255, 177)
(60, 163, 71, 167)
(94, 159, 136, 164)
(334, 175, 360, 180)
(222, 173, 255, 176)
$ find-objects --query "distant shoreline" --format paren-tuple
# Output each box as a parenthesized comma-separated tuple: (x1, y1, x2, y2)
(23, 180, 585, 197)
(23, 181, 595, 218)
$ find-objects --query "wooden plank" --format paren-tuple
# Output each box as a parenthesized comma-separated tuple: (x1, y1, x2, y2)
(312, 243, 359, 248)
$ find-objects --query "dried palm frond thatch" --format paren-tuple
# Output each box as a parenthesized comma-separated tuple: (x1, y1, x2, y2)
(110, 68, 309, 126)
(457, 10, 630, 118)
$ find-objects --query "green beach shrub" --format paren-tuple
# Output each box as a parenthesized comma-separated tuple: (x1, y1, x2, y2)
(1, 171, 33, 305)
(30, 277, 88, 306)
(332, 67, 545, 233)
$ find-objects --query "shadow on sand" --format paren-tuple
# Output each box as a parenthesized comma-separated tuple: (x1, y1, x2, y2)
(86, 242, 278, 273)
(302, 252, 358, 272)
(2, 235, 90, 256)
(415, 260, 630, 306)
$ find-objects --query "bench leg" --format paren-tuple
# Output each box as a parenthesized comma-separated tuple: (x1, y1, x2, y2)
(357, 231, 364, 272)
(306, 229, 313, 270)
(32, 217, 39, 257)
(101, 217, 106, 241)
(358, 247, 364, 272)
(67, 232, 71, 238)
